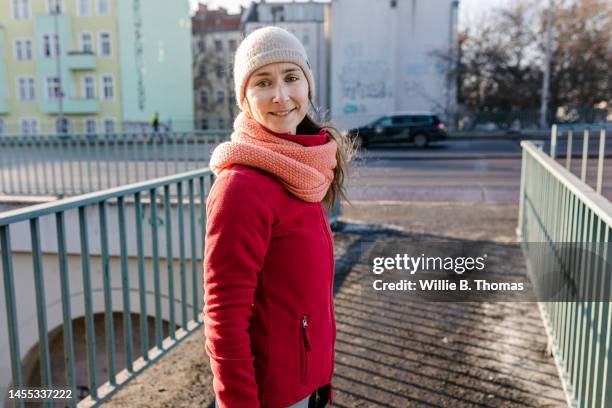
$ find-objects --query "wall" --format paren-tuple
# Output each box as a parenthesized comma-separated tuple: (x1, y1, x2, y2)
(0, 28, 9, 114)
(117, 0, 194, 131)
(330, 0, 458, 129)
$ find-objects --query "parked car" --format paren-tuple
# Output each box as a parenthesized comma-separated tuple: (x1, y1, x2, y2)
(349, 112, 448, 148)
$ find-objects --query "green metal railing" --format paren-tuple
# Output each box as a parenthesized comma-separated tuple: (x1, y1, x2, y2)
(0, 168, 216, 407)
(0, 131, 230, 197)
(0, 166, 343, 407)
(548, 124, 609, 195)
(517, 140, 612, 408)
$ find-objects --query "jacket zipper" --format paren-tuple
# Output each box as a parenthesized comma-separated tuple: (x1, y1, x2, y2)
(301, 315, 311, 383)
(319, 205, 335, 384)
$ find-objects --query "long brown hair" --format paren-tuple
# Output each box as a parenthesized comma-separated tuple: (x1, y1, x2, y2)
(296, 107, 356, 210)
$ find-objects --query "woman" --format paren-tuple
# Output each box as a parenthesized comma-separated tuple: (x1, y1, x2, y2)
(203, 26, 352, 407)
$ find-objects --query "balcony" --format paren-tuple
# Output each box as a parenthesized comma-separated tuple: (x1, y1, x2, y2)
(40, 97, 99, 114)
(66, 51, 96, 70)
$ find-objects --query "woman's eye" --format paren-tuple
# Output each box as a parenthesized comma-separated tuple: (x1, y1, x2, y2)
(287, 76, 299, 82)
(256, 80, 269, 87)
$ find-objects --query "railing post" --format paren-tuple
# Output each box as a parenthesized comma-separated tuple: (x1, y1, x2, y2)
(189, 179, 199, 321)
(117, 196, 134, 373)
(566, 129, 573, 170)
(581, 129, 590, 183)
(517, 145, 527, 239)
(177, 181, 187, 328)
(134, 192, 149, 361)
(163, 185, 176, 340)
(55, 211, 77, 406)
(29, 218, 53, 408)
(78, 206, 98, 400)
(550, 124, 557, 160)
(0, 225, 24, 408)
(150, 188, 163, 350)
(596, 128, 606, 194)
(99, 201, 116, 386)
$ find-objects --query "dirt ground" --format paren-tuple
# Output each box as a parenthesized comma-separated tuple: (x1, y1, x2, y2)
(105, 201, 567, 408)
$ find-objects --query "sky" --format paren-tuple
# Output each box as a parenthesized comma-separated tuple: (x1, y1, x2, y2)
(188, 0, 521, 29)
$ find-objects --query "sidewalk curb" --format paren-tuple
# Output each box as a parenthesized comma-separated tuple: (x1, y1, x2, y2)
(356, 153, 612, 161)
(356, 154, 523, 160)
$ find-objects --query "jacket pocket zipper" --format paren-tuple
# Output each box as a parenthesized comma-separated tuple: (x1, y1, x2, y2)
(301, 315, 311, 384)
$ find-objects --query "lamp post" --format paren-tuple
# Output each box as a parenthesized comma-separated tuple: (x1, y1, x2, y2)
(447, 0, 460, 129)
(540, 0, 554, 129)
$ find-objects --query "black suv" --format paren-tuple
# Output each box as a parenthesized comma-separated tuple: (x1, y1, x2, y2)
(349, 112, 448, 148)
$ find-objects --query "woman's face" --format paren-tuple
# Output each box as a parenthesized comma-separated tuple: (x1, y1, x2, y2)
(245, 62, 309, 134)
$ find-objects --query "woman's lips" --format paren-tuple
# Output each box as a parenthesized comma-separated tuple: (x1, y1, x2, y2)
(269, 108, 295, 117)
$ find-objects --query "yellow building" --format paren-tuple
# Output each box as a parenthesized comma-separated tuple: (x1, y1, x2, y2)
(0, 0, 194, 135)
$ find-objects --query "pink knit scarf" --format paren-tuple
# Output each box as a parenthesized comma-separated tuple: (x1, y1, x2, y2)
(209, 112, 338, 202)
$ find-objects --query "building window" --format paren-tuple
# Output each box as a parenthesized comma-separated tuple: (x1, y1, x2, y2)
(200, 90, 208, 107)
(216, 90, 224, 104)
(302, 34, 310, 46)
(83, 75, 95, 99)
(100, 75, 113, 100)
(14, 39, 33, 60)
(218, 118, 224, 129)
(99, 32, 111, 57)
(47, 0, 63, 14)
(85, 118, 96, 134)
(200, 119, 208, 130)
(198, 39, 205, 53)
(215, 40, 222, 52)
(12, 0, 30, 20)
(80, 32, 93, 52)
(96, 0, 109, 15)
(55, 117, 70, 134)
(103, 118, 115, 134)
(77, 0, 90, 16)
(0, 119, 4, 135)
(20, 118, 38, 135)
(229, 39, 237, 51)
(17, 77, 35, 101)
(215, 64, 224, 79)
(42, 34, 60, 58)
(46, 76, 61, 99)
(198, 65, 207, 79)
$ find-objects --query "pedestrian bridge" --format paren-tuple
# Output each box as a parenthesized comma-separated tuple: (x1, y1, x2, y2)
(1, 128, 611, 407)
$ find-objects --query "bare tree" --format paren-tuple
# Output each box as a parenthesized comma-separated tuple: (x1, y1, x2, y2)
(547, 0, 612, 120)
(433, 0, 612, 125)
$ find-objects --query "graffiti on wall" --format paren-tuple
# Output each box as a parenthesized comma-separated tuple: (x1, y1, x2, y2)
(339, 60, 391, 100)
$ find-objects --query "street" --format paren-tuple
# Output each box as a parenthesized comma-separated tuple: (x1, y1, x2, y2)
(348, 140, 612, 203)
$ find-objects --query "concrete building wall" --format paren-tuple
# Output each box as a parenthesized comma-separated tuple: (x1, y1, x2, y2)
(330, 0, 458, 129)
(192, 29, 241, 130)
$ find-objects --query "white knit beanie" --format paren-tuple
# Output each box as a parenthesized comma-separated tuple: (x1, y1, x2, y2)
(233, 26, 314, 111)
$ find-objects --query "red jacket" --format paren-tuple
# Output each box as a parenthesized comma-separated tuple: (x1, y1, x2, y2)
(204, 163, 336, 407)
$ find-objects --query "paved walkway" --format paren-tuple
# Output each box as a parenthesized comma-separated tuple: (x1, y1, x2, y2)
(106, 202, 566, 407)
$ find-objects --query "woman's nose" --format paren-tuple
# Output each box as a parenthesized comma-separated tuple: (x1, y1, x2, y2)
(272, 83, 290, 103)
